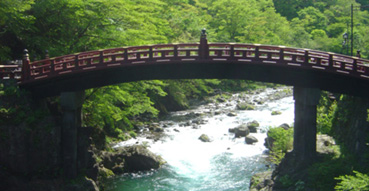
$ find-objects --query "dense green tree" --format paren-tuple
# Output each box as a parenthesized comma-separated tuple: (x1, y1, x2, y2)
(0, 0, 35, 61)
(208, 0, 260, 42)
(83, 80, 167, 139)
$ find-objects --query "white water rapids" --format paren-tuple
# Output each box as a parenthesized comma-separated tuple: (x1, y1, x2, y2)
(108, 87, 295, 191)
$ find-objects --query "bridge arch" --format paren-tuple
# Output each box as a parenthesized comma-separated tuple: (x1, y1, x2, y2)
(3, 33, 367, 98)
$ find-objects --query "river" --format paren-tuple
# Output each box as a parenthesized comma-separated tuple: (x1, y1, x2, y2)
(107, 87, 295, 191)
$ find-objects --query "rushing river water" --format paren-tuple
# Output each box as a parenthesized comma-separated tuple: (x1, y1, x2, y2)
(107, 88, 295, 191)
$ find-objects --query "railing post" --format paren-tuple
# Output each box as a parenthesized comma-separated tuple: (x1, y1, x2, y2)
(124, 49, 128, 61)
(304, 49, 309, 65)
(279, 47, 285, 62)
(353, 58, 358, 72)
(199, 28, 209, 59)
(22, 49, 30, 81)
(149, 47, 153, 61)
(99, 51, 104, 65)
(174, 45, 178, 59)
(255, 46, 259, 59)
(329, 53, 333, 68)
(74, 55, 79, 68)
(230, 45, 235, 59)
(50, 59, 55, 74)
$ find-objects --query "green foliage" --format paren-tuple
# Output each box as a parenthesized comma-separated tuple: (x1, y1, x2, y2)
(0, 82, 47, 126)
(317, 92, 337, 135)
(268, 127, 294, 153)
(306, 145, 358, 191)
(83, 81, 167, 141)
(335, 171, 369, 191)
(267, 126, 293, 165)
(98, 167, 115, 181)
(279, 175, 294, 188)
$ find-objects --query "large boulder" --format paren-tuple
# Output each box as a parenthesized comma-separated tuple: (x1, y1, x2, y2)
(122, 145, 165, 172)
(245, 135, 258, 144)
(102, 145, 165, 173)
(234, 124, 250, 138)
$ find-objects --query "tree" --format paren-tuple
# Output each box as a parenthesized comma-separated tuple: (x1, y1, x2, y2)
(0, 0, 34, 61)
(208, 0, 259, 42)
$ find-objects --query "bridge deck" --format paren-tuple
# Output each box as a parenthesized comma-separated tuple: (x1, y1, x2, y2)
(1, 40, 369, 97)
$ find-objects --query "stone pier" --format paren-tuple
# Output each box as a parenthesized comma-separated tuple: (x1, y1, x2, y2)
(60, 91, 85, 179)
(293, 87, 321, 161)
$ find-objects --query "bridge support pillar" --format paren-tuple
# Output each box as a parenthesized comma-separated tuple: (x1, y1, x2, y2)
(293, 87, 320, 161)
(60, 91, 85, 179)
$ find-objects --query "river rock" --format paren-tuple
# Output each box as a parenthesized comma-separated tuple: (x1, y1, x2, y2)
(217, 97, 226, 103)
(245, 135, 258, 144)
(234, 124, 250, 138)
(199, 134, 211, 142)
(271, 111, 282, 115)
(278, 123, 290, 130)
(227, 112, 237, 117)
(228, 127, 236, 133)
(192, 125, 200, 129)
(64, 177, 100, 191)
(102, 145, 165, 173)
(236, 102, 255, 110)
(154, 127, 164, 132)
(149, 123, 160, 129)
(122, 145, 165, 172)
(247, 120, 260, 133)
(249, 171, 274, 191)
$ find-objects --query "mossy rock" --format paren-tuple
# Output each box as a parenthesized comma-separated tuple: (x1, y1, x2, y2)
(271, 111, 282, 115)
(99, 167, 115, 180)
(237, 102, 255, 110)
(247, 120, 260, 133)
(234, 124, 250, 138)
(199, 134, 211, 142)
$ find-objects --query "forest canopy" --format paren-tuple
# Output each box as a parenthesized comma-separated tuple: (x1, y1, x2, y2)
(1, 0, 369, 61)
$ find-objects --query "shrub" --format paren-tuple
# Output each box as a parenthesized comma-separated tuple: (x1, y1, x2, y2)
(335, 171, 369, 191)
(268, 127, 293, 153)
(266, 127, 293, 165)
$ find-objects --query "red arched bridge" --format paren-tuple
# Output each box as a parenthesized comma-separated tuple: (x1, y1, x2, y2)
(1, 34, 369, 97)
(2, 32, 368, 179)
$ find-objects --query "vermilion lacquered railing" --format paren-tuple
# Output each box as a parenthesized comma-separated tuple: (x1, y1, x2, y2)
(1, 39, 369, 83)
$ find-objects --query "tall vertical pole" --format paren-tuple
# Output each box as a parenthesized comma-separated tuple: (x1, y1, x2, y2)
(351, 3, 354, 56)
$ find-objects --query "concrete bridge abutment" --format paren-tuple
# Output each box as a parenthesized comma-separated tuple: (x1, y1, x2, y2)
(293, 87, 321, 161)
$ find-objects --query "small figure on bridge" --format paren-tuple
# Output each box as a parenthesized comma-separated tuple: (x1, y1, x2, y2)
(356, 50, 361, 58)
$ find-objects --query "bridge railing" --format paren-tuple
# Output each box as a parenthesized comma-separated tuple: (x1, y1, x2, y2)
(2, 41, 369, 82)
(0, 60, 23, 80)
